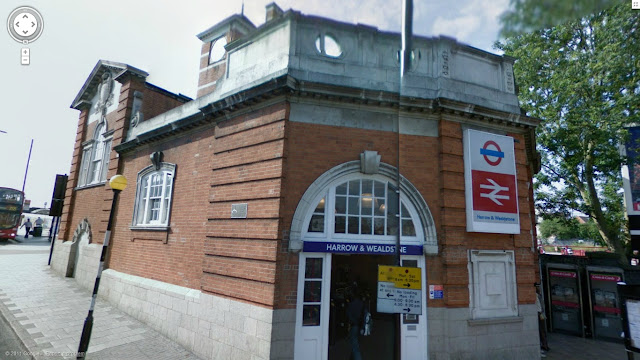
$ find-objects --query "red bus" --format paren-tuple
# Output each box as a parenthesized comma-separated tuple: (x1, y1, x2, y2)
(0, 187, 24, 240)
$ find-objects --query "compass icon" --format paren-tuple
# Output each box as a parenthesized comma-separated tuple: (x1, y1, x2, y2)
(7, 6, 43, 44)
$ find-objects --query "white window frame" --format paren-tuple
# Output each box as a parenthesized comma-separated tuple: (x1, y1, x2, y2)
(302, 174, 421, 246)
(208, 36, 227, 64)
(132, 163, 176, 229)
(315, 33, 343, 58)
(77, 123, 113, 188)
(468, 249, 518, 319)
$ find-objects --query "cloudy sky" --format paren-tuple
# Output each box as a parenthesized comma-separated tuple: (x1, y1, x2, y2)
(0, 0, 509, 208)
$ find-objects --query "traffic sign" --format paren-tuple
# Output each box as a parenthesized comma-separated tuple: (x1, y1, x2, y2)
(377, 266, 422, 314)
(377, 265, 421, 289)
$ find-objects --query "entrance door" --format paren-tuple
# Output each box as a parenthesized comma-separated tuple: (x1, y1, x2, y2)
(295, 253, 428, 360)
(329, 254, 396, 360)
(400, 256, 428, 360)
(295, 253, 332, 360)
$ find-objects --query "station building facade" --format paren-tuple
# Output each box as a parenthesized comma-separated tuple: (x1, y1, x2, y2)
(51, 4, 542, 359)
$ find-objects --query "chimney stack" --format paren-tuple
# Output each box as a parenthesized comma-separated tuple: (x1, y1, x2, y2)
(265, 3, 283, 22)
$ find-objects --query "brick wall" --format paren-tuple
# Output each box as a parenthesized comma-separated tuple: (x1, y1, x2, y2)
(197, 27, 251, 98)
(106, 103, 288, 308)
(202, 103, 288, 306)
(142, 86, 189, 120)
(59, 74, 143, 242)
(277, 120, 442, 309)
(58, 107, 89, 240)
(71, 95, 537, 312)
(197, 33, 226, 98)
(274, 117, 537, 310)
(60, 72, 189, 246)
(436, 121, 537, 306)
(107, 126, 215, 290)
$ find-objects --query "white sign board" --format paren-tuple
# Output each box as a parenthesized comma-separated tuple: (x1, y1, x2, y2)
(377, 282, 422, 314)
(464, 129, 520, 234)
(627, 299, 640, 349)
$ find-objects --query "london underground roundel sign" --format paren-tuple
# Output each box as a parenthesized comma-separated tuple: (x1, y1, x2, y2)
(464, 129, 520, 234)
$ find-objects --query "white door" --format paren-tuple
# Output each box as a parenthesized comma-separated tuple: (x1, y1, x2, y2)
(400, 256, 428, 360)
(294, 253, 332, 360)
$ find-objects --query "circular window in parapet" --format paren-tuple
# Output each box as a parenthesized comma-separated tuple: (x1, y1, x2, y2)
(315, 34, 342, 58)
(209, 36, 227, 64)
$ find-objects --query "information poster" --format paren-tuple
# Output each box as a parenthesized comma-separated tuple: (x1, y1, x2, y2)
(627, 299, 640, 349)
(548, 269, 582, 335)
(589, 272, 623, 339)
(624, 126, 640, 215)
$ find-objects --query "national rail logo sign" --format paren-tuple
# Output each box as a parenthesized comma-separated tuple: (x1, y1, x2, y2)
(464, 129, 520, 234)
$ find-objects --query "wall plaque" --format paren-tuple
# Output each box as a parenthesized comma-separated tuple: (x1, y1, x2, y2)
(231, 203, 247, 218)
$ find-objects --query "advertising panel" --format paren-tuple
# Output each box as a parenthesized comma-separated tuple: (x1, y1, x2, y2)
(464, 129, 520, 233)
(588, 271, 624, 340)
(623, 126, 640, 216)
(548, 268, 583, 336)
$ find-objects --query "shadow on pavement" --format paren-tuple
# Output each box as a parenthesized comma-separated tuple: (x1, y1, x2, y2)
(545, 332, 628, 360)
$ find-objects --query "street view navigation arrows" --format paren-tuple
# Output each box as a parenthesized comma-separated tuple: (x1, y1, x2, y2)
(377, 265, 422, 315)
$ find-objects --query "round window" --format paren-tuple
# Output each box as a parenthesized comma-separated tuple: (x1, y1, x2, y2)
(209, 36, 227, 64)
(315, 34, 342, 58)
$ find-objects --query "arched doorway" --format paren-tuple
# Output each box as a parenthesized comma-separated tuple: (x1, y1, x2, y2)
(292, 160, 436, 360)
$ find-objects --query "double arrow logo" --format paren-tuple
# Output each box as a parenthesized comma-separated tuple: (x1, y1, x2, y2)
(479, 178, 509, 206)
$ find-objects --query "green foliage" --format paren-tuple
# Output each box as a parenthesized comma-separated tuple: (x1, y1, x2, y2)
(497, 4, 640, 261)
(499, 0, 623, 37)
(539, 217, 603, 243)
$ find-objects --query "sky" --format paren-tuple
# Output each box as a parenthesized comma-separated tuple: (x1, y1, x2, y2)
(0, 0, 509, 208)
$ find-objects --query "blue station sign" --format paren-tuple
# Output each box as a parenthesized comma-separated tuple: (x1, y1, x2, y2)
(303, 241, 423, 255)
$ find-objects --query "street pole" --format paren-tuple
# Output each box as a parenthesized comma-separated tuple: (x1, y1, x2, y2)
(47, 216, 59, 265)
(77, 175, 127, 359)
(397, 1, 413, 358)
(22, 139, 33, 194)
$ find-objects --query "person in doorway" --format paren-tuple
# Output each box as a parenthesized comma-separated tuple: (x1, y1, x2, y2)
(20, 218, 32, 238)
(535, 282, 550, 356)
(347, 282, 364, 360)
(34, 217, 44, 237)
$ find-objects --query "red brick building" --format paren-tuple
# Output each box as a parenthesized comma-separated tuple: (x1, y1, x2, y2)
(52, 4, 541, 359)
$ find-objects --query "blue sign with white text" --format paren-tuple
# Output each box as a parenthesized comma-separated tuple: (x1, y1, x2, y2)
(303, 241, 423, 255)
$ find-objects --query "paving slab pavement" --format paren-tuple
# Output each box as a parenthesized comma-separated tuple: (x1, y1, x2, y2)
(0, 239, 201, 360)
(544, 331, 629, 360)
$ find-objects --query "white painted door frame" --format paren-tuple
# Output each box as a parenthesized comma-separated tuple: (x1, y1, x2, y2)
(294, 252, 428, 360)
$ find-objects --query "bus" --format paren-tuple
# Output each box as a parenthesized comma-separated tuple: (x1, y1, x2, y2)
(0, 187, 24, 240)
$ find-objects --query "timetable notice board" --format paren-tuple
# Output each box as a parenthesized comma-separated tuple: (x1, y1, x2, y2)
(618, 284, 640, 353)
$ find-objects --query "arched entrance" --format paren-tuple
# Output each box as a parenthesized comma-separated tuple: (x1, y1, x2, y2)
(292, 160, 436, 360)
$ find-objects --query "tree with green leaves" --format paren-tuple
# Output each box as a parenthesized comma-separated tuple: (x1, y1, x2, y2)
(539, 217, 602, 243)
(496, 4, 639, 263)
(499, 0, 621, 37)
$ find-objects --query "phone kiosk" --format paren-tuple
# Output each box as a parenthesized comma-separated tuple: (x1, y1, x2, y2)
(587, 266, 625, 341)
(547, 264, 585, 336)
